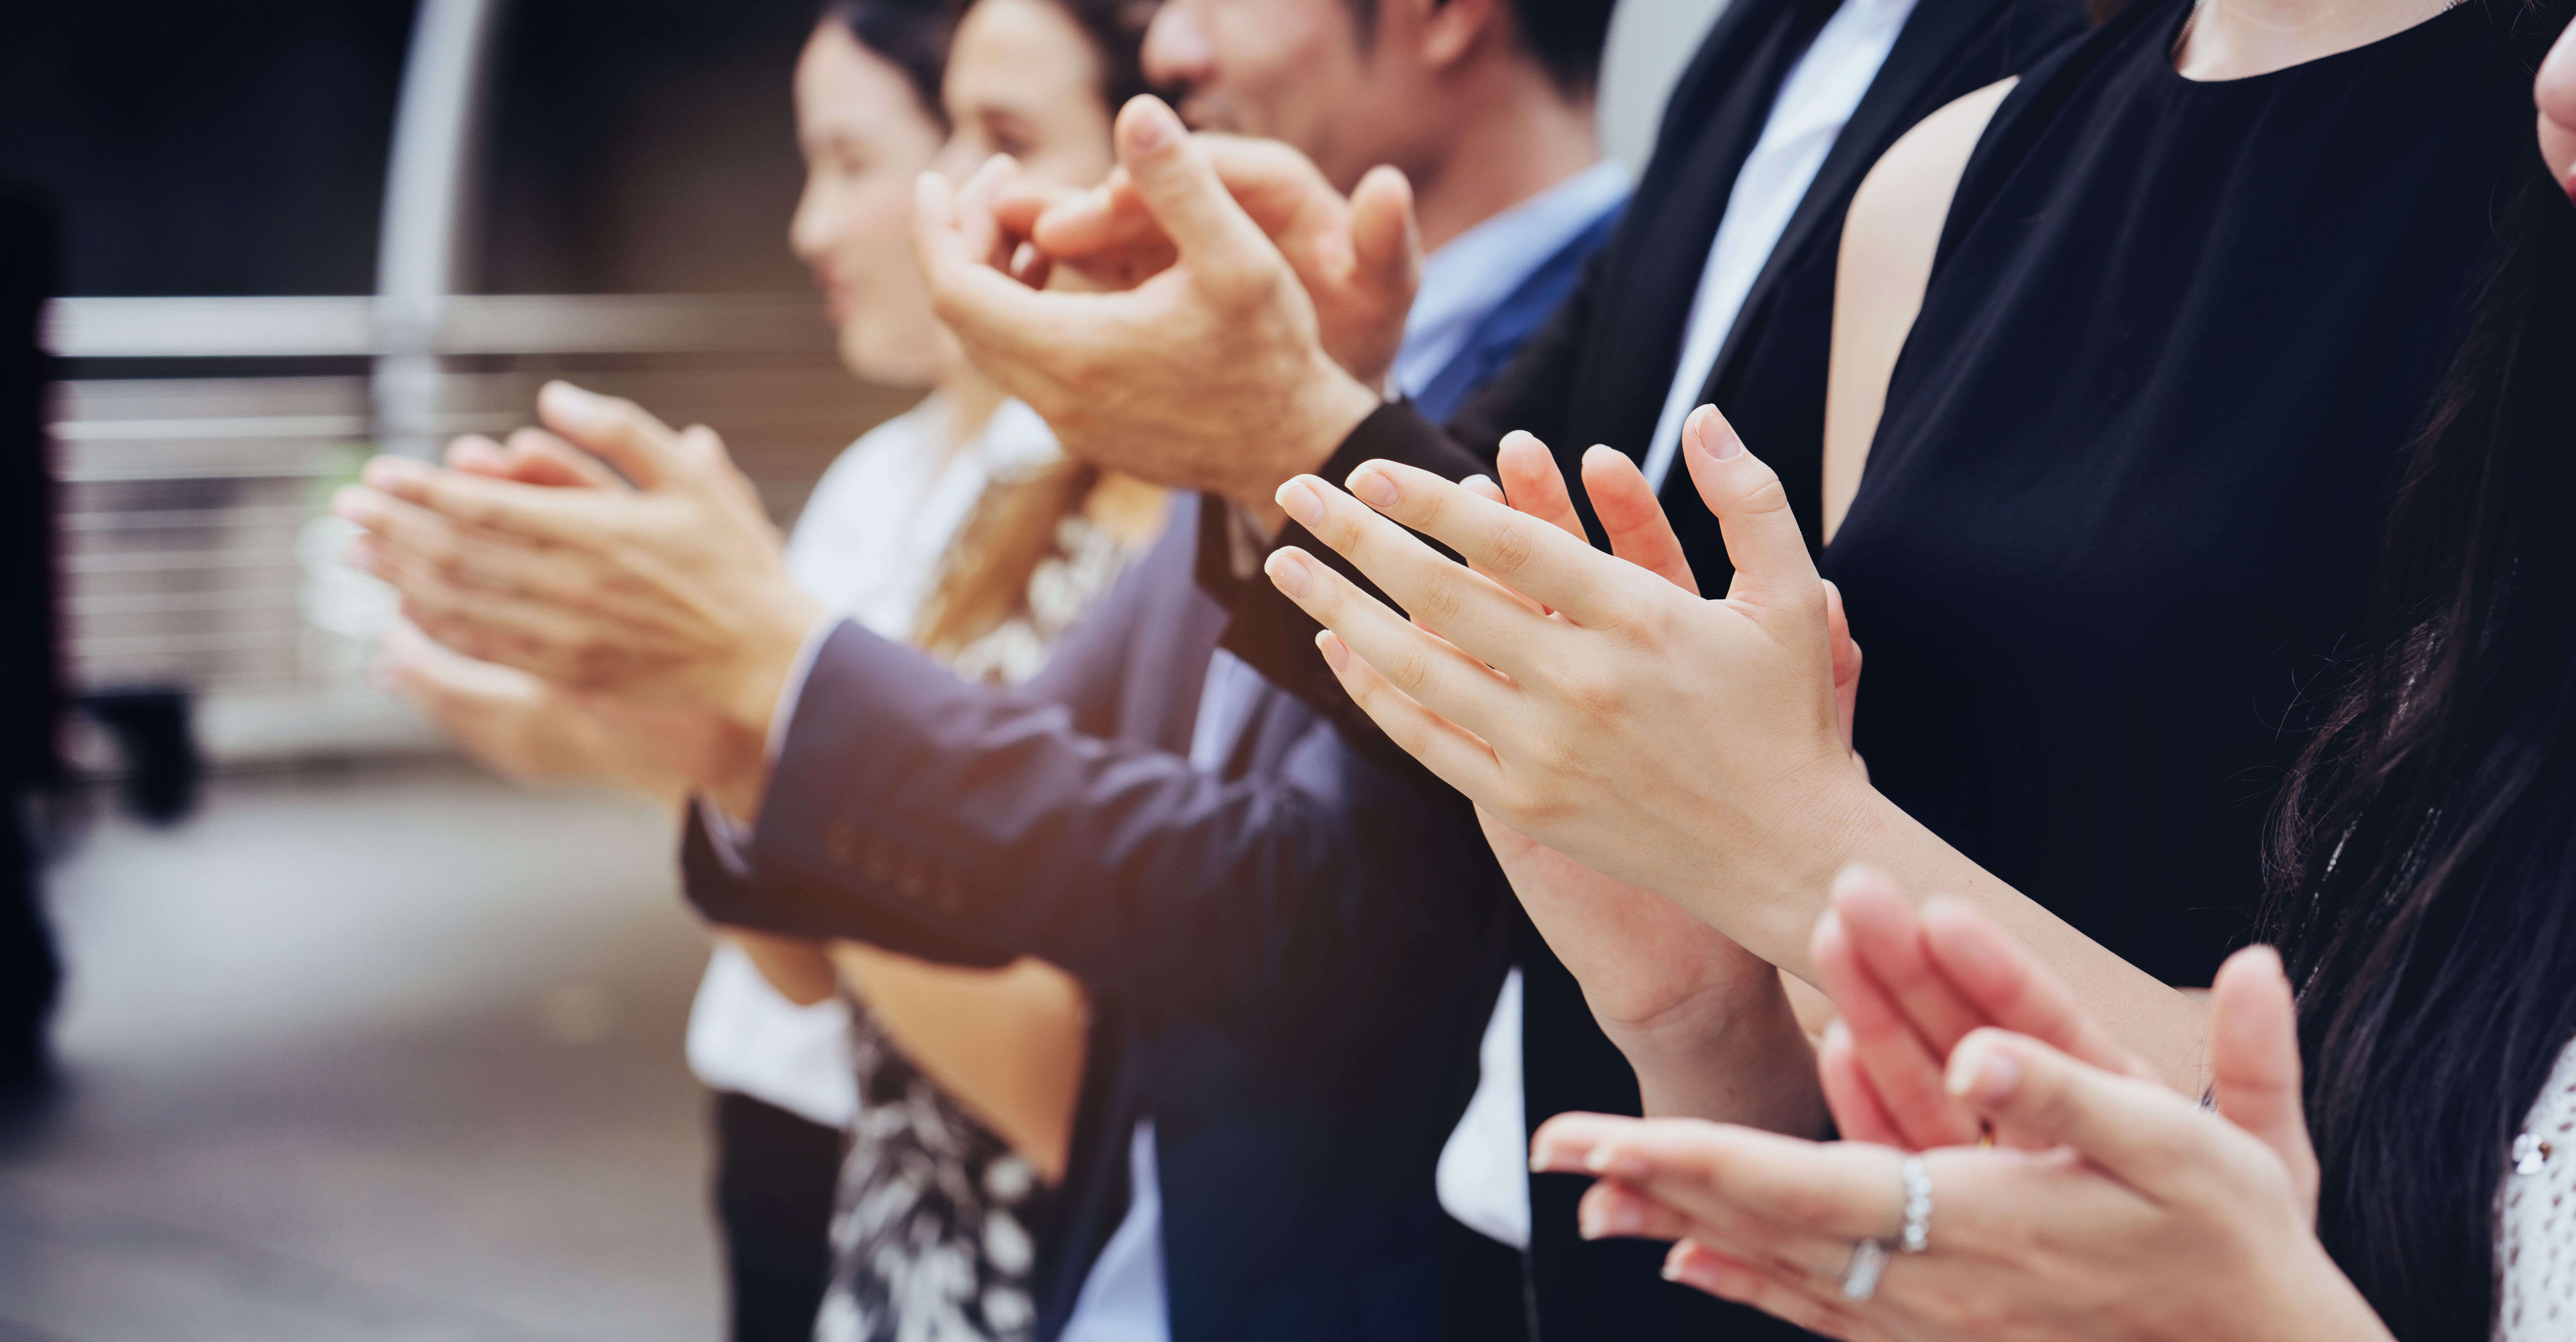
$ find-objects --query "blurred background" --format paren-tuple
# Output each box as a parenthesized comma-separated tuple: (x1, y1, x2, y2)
(0, 2, 1722, 1337)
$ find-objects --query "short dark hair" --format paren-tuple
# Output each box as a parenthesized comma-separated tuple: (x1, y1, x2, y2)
(1340, 0, 1616, 96)
(821, 0, 955, 127)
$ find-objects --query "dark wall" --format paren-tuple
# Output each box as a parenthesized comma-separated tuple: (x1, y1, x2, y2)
(479, 0, 822, 294)
(0, 1, 418, 297)
(0, 0, 821, 299)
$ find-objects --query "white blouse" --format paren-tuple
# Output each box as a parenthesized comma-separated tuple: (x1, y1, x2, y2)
(2497, 1036, 2576, 1340)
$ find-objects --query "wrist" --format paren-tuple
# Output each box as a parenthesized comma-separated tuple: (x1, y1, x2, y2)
(718, 589, 825, 740)
(1236, 355, 1380, 529)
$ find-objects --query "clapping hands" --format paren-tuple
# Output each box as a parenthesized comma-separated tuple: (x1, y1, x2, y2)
(1526, 886, 2375, 1342)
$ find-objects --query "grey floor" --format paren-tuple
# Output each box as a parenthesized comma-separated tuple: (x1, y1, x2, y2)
(0, 761, 725, 1342)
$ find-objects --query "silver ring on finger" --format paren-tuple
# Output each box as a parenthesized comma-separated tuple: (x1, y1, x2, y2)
(1839, 1238, 1889, 1301)
(1898, 1154, 1933, 1254)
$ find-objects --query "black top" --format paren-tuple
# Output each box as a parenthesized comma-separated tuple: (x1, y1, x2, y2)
(1825, 0, 2530, 986)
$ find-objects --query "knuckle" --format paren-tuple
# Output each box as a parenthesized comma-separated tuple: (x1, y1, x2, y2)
(1482, 515, 1537, 576)
(1409, 573, 1464, 630)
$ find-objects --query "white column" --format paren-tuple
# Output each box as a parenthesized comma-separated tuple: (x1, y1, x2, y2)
(372, 0, 507, 459)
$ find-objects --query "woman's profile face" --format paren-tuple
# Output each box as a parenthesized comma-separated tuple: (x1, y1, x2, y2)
(938, 0, 1119, 193)
(790, 22, 949, 387)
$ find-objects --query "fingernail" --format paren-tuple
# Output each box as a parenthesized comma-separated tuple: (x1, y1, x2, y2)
(1345, 465, 1398, 509)
(1265, 550, 1313, 599)
(1276, 477, 1326, 528)
(539, 381, 602, 430)
(1580, 1197, 1644, 1240)
(1127, 97, 1178, 151)
(1461, 473, 1494, 492)
(1583, 1145, 1648, 1181)
(1949, 1037, 2021, 1105)
(1316, 630, 1348, 672)
(1687, 405, 1744, 461)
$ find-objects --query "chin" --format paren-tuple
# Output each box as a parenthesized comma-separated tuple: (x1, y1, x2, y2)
(839, 326, 937, 389)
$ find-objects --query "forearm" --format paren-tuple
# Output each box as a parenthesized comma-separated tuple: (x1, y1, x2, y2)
(727, 927, 839, 1006)
(1702, 778, 2212, 1096)
(1599, 972, 1827, 1136)
(827, 942, 1084, 1184)
(714, 623, 1496, 1038)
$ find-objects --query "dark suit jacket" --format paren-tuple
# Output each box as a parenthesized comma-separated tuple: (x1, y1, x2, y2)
(683, 202, 1624, 1342)
(1190, 0, 2087, 1336)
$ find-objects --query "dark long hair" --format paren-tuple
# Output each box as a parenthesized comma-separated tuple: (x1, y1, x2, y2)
(2263, 8, 2576, 1336)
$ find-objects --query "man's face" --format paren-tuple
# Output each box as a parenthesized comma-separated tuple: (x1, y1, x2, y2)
(1142, 0, 1396, 192)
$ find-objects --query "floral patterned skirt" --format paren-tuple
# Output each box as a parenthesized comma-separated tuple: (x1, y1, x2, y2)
(813, 1004, 1049, 1342)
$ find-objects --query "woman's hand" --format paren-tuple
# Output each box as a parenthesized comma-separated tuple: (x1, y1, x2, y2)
(1811, 867, 2160, 1151)
(1525, 939, 2361, 1342)
(1262, 405, 1863, 974)
(1455, 432, 1850, 1132)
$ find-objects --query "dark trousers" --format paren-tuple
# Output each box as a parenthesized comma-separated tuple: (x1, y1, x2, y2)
(0, 797, 57, 1084)
(712, 1090, 845, 1342)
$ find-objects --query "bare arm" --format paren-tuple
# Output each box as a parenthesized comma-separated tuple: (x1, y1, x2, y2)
(825, 944, 1086, 1184)
(1822, 79, 2016, 542)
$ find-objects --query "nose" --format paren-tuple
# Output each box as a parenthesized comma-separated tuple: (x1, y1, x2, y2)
(1141, 0, 1214, 95)
(789, 173, 833, 263)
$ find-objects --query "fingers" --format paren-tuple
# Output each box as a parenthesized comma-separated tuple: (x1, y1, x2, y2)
(1944, 1026, 2207, 1191)
(2206, 945, 2318, 1206)
(535, 382, 684, 491)
(1272, 471, 1580, 681)
(1675, 404, 1824, 617)
(1495, 432, 1584, 539)
(1346, 164, 1420, 313)
(1832, 872, 1988, 1052)
(1811, 900, 1980, 1150)
(1580, 444, 1700, 594)
(1661, 1242, 1890, 1342)
(1816, 1020, 1909, 1147)
(350, 458, 618, 551)
(1917, 896, 2145, 1079)
(1110, 96, 1278, 283)
(914, 168, 1066, 368)
(1306, 626, 1515, 795)
(1309, 459, 1651, 633)
(1256, 533, 1520, 787)
(1531, 1114, 1908, 1247)
(1576, 1179, 1700, 1242)
(502, 427, 628, 490)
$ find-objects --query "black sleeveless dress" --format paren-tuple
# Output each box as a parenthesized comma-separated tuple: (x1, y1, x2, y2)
(1822, 0, 2530, 986)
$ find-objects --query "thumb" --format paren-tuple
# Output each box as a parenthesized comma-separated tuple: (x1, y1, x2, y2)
(2207, 945, 2319, 1211)
(1676, 404, 1823, 617)
(1112, 95, 1276, 280)
(537, 382, 684, 491)
(1824, 580, 1862, 754)
(1348, 165, 1421, 314)
(1945, 1026, 2205, 1192)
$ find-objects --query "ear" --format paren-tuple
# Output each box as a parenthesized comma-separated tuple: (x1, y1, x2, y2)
(1409, 0, 1507, 73)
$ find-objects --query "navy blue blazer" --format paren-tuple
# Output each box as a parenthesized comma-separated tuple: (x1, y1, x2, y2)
(686, 499, 1503, 1341)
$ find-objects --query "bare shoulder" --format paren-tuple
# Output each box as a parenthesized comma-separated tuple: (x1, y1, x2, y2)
(1823, 78, 2017, 543)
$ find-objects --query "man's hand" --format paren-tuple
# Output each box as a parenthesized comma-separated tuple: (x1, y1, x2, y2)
(917, 96, 1388, 530)
(332, 381, 820, 815)
(992, 133, 1419, 389)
